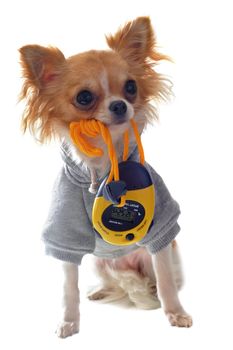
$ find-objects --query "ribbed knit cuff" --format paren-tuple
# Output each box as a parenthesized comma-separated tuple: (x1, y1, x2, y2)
(146, 222, 180, 254)
(44, 245, 84, 265)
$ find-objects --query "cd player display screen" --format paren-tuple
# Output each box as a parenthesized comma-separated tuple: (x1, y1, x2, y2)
(110, 207, 135, 222)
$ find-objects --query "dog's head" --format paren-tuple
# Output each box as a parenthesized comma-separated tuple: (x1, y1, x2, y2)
(19, 17, 170, 145)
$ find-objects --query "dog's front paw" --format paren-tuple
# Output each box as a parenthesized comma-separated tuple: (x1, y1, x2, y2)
(167, 313, 193, 328)
(56, 321, 80, 338)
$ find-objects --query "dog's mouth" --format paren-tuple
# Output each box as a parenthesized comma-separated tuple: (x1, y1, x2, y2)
(102, 116, 130, 128)
(112, 117, 129, 125)
(107, 119, 131, 136)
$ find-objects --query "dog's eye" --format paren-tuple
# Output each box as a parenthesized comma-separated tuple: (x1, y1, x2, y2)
(125, 80, 137, 96)
(74, 90, 95, 108)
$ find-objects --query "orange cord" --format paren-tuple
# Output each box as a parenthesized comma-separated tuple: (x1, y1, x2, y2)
(130, 119, 145, 165)
(70, 119, 145, 205)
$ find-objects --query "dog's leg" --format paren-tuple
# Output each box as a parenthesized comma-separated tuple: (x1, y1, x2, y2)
(56, 262, 80, 338)
(88, 249, 160, 309)
(152, 243, 192, 327)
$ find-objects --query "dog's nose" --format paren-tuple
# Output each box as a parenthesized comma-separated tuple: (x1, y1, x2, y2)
(109, 100, 127, 116)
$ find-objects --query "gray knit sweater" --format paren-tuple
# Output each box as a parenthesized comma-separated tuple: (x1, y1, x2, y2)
(42, 143, 180, 265)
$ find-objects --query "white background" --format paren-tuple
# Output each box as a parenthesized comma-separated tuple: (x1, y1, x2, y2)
(1, 0, 233, 349)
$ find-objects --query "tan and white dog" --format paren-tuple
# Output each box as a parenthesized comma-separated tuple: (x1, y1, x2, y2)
(19, 17, 192, 338)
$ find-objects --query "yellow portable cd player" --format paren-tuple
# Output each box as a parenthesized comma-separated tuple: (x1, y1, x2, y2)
(92, 160, 155, 246)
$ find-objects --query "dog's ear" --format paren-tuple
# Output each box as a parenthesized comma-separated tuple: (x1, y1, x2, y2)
(106, 17, 167, 65)
(19, 45, 66, 143)
(19, 45, 65, 89)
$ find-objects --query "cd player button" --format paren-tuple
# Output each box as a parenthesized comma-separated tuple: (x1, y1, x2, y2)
(126, 233, 135, 241)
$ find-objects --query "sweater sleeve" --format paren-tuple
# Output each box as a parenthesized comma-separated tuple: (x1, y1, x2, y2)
(42, 168, 95, 265)
(138, 163, 181, 254)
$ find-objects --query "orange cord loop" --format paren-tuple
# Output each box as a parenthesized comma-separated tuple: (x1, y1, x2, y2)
(70, 119, 145, 205)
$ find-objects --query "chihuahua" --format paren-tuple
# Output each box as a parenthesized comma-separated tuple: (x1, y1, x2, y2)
(19, 17, 192, 337)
